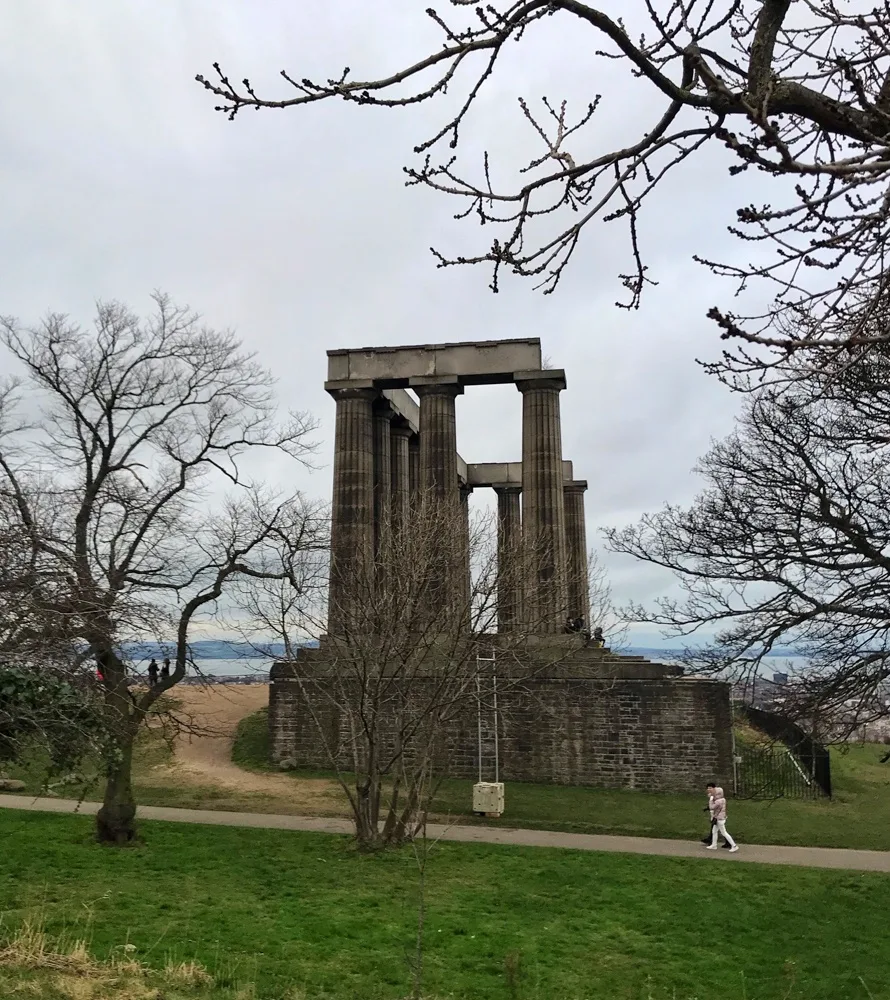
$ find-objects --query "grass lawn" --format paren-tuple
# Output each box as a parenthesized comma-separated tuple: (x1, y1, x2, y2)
(1, 809, 889, 1000)
(233, 708, 890, 852)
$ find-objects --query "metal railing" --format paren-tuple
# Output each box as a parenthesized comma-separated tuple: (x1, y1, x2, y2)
(734, 704, 831, 799)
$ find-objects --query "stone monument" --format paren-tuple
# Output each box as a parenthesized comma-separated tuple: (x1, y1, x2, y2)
(269, 338, 733, 792)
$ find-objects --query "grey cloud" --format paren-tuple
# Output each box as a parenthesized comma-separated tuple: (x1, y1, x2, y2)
(0, 1, 767, 644)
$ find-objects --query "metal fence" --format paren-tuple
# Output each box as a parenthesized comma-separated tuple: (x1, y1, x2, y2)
(734, 704, 832, 800)
(734, 746, 826, 800)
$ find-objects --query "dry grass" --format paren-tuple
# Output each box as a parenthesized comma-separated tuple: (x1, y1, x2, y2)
(0, 920, 220, 999)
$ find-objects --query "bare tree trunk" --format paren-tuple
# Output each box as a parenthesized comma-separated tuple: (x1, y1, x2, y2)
(95, 649, 138, 845)
(354, 773, 384, 851)
(97, 727, 137, 844)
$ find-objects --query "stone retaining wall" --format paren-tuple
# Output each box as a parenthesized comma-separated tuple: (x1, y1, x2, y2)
(268, 664, 733, 793)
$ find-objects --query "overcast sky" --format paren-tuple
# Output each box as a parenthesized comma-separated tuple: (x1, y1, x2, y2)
(0, 2, 777, 647)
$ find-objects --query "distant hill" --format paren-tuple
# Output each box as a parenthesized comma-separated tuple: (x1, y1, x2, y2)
(625, 647, 802, 660)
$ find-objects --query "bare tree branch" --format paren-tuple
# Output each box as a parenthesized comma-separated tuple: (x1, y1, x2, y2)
(605, 321, 890, 738)
(199, 2, 890, 375)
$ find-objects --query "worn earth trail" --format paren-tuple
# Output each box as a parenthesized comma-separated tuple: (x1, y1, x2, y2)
(147, 683, 340, 813)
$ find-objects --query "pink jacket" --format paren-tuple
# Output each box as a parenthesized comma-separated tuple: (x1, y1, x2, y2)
(710, 787, 727, 822)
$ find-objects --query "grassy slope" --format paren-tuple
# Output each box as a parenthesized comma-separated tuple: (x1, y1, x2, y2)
(233, 708, 890, 851)
(2, 809, 889, 1000)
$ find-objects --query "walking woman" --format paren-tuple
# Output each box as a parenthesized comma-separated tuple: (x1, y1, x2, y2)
(705, 783, 739, 853)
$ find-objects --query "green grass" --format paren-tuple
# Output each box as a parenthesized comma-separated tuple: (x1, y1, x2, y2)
(1, 809, 889, 1000)
(234, 708, 890, 851)
(230, 704, 272, 772)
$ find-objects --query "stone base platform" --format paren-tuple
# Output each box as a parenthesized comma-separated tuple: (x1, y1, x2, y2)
(268, 640, 733, 794)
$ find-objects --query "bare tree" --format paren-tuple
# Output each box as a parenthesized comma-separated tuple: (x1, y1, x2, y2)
(604, 348, 890, 739)
(200, 3, 890, 375)
(587, 548, 628, 651)
(239, 496, 587, 850)
(0, 293, 318, 843)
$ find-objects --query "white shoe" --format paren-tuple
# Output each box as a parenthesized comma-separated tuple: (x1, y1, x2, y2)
(705, 845, 718, 850)
(729, 845, 739, 853)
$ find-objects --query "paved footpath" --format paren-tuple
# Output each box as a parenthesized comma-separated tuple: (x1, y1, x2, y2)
(1, 794, 888, 873)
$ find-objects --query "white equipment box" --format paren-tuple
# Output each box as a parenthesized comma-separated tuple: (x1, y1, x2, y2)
(473, 781, 505, 817)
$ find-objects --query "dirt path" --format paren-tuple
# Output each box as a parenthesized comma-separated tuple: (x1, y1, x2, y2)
(158, 684, 340, 812)
(3, 795, 889, 872)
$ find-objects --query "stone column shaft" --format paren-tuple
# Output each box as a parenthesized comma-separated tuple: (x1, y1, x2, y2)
(408, 434, 420, 511)
(564, 481, 589, 626)
(415, 379, 463, 505)
(459, 483, 473, 622)
(372, 400, 394, 562)
(327, 387, 377, 635)
(390, 423, 412, 533)
(414, 378, 464, 624)
(518, 372, 568, 633)
(495, 485, 522, 633)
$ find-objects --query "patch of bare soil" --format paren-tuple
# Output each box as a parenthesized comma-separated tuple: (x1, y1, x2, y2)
(154, 684, 341, 813)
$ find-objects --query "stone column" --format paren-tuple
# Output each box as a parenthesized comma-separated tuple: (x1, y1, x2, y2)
(408, 434, 420, 511)
(414, 377, 463, 505)
(517, 371, 568, 633)
(459, 483, 473, 621)
(494, 485, 522, 633)
(326, 385, 377, 636)
(413, 377, 464, 622)
(390, 421, 412, 534)
(564, 481, 589, 626)
(372, 398, 394, 562)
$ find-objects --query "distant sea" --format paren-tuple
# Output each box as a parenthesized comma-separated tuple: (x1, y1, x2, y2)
(631, 648, 808, 671)
(183, 657, 274, 679)
(178, 650, 810, 681)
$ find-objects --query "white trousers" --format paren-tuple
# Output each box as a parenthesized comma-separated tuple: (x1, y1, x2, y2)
(710, 819, 736, 848)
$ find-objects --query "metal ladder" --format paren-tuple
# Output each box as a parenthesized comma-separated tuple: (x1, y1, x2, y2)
(475, 652, 500, 785)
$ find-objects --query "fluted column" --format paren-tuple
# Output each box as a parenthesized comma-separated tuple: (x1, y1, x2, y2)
(459, 483, 473, 621)
(408, 434, 420, 511)
(390, 422, 412, 533)
(414, 378, 463, 505)
(564, 481, 589, 626)
(326, 386, 377, 635)
(517, 371, 568, 633)
(494, 485, 522, 633)
(413, 377, 464, 623)
(372, 399, 394, 564)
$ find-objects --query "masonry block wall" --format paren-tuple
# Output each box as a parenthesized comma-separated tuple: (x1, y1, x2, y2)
(269, 667, 733, 793)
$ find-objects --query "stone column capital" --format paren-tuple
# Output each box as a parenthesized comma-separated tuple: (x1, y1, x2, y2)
(325, 383, 378, 403)
(390, 420, 414, 439)
(493, 483, 523, 496)
(411, 375, 465, 398)
(514, 369, 566, 393)
(563, 480, 588, 495)
(459, 483, 474, 499)
(373, 396, 396, 416)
